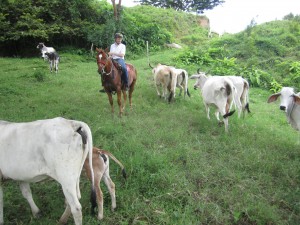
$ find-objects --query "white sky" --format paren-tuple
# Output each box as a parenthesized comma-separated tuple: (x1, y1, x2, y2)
(120, 0, 300, 33)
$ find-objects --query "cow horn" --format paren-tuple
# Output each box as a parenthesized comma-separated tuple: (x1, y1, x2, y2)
(149, 63, 154, 69)
(197, 68, 201, 74)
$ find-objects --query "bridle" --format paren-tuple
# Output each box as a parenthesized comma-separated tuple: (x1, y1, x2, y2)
(97, 52, 113, 76)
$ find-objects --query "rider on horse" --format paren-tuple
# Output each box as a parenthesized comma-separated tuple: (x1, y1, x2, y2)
(108, 33, 129, 89)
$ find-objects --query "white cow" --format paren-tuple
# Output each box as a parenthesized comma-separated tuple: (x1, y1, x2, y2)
(0, 117, 94, 225)
(268, 87, 300, 131)
(151, 63, 176, 102)
(190, 72, 250, 118)
(190, 74, 237, 132)
(37, 43, 56, 61)
(170, 67, 190, 98)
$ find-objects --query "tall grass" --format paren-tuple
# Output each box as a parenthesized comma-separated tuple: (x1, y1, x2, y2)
(0, 50, 299, 225)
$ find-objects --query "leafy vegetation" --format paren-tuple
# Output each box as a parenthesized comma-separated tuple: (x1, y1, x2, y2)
(135, 0, 225, 13)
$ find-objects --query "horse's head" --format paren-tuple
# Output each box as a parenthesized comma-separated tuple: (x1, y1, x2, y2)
(96, 48, 111, 75)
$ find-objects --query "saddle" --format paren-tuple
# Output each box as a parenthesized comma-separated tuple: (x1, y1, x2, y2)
(112, 59, 123, 71)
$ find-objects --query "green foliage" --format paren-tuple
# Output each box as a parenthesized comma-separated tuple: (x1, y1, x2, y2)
(135, 0, 224, 13)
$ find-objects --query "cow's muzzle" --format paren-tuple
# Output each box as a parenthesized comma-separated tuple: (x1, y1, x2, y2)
(280, 106, 286, 111)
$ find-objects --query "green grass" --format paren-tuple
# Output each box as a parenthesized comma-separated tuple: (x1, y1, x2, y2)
(0, 50, 299, 225)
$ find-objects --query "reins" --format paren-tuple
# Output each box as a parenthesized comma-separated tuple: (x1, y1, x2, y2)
(98, 53, 113, 76)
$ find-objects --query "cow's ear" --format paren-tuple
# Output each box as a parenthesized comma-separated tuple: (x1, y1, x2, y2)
(104, 47, 109, 53)
(267, 93, 280, 103)
(292, 95, 300, 105)
(95, 47, 100, 52)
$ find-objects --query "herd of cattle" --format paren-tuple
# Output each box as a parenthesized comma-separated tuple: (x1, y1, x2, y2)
(0, 45, 299, 225)
(150, 63, 300, 133)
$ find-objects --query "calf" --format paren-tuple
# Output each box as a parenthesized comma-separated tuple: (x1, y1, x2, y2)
(45, 52, 60, 73)
(84, 147, 126, 220)
(268, 87, 300, 131)
(191, 72, 250, 117)
(0, 117, 95, 225)
(151, 63, 176, 102)
(170, 67, 191, 98)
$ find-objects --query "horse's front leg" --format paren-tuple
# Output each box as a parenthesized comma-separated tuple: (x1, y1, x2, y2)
(116, 90, 123, 117)
(106, 92, 114, 115)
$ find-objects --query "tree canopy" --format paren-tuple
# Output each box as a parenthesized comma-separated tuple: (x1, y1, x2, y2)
(134, 0, 224, 13)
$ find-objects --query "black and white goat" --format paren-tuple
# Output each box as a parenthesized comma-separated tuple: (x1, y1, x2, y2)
(45, 52, 60, 73)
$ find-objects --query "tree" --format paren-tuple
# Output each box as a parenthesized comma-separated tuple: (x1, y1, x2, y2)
(111, 0, 122, 20)
(134, 0, 224, 13)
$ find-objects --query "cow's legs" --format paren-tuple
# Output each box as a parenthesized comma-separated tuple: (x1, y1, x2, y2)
(55, 60, 59, 73)
(220, 108, 229, 132)
(58, 199, 71, 225)
(102, 172, 116, 212)
(19, 182, 40, 218)
(59, 186, 82, 225)
(49, 61, 53, 72)
(0, 181, 3, 225)
(155, 83, 161, 98)
(204, 104, 210, 120)
(215, 111, 220, 121)
(95, 180, 104, 220)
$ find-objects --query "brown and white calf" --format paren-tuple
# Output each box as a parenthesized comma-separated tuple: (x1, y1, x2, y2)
(84, 147, 126, 220)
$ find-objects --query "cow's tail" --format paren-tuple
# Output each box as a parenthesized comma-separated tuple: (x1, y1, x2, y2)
(74, 121, 95, 204)
(168, 70, 176, 102)
(183, 71, 191, 97)
(222, 81, 236, 118)
(242, 80, 251, 113)
(99, 150, 127, 179)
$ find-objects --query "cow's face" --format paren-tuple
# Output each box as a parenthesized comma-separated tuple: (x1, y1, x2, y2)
(190, 72, 207, 90)
(37, 43, 44, 50)
(267, 87, 294, 112)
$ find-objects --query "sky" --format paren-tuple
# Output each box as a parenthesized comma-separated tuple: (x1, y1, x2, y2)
(121, 0, 300, 34)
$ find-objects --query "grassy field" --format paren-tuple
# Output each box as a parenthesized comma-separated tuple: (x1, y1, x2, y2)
(0, 50, 299, 225)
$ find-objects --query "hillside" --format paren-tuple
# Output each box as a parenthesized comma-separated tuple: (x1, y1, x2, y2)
(123, 6, 300, 91)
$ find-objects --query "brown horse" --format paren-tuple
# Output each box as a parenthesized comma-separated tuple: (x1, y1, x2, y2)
(96, 48, 137, 117)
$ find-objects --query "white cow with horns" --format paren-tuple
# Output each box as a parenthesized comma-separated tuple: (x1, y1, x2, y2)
(267, 87, 300, 131)
(0, 117, 95, 225)
(190, 73, 237, 132)
(190, 71, 250, 118)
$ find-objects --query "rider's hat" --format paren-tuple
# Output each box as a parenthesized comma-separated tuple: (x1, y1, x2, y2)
(114, 33, 123, 38)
